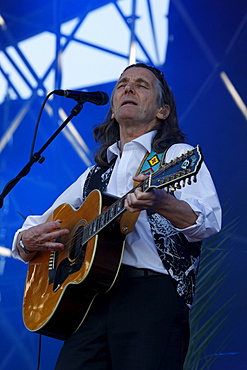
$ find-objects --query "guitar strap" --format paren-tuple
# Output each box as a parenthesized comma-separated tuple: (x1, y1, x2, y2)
(135, 149, 167, 177)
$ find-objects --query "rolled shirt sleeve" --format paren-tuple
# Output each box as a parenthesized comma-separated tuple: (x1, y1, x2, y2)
(12, 167, 91, 261)
(165, 144, 222, 242)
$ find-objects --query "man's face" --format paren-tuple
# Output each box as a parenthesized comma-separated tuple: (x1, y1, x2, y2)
(111, 67, 163, 129)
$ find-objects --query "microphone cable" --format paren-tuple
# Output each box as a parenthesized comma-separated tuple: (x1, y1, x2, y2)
(29, 91, 54, 159)
(36, 334, 42, 370)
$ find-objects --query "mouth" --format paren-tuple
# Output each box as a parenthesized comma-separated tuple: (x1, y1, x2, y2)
(121, 99, 137, 106)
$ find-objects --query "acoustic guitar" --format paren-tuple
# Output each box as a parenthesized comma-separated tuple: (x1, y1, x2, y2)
(23, 145, 202, 340)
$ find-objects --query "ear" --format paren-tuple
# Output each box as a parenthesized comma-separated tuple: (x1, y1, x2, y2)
(111, 111, 115, 119)
(156, 105, 170, 120)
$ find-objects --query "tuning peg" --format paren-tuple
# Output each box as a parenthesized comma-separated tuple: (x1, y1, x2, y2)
(169, 186, 176, 192)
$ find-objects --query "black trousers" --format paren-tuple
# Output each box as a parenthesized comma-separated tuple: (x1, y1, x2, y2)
(55, 267, 190, 370)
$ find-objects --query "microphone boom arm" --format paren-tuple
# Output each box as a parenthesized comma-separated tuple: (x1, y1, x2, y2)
(0, 101, 83, 209)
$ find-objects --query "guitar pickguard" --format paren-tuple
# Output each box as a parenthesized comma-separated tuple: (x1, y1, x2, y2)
(49, 224, 88, 291)
(52, 250, 85, 292)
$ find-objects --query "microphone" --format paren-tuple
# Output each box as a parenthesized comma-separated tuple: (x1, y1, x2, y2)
(53, 89, 109, 106)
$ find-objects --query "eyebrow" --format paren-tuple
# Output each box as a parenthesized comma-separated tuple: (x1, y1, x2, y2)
(117, 77, 150, 86)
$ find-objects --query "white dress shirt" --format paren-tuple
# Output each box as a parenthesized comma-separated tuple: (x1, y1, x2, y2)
(12, 131, 222, 274)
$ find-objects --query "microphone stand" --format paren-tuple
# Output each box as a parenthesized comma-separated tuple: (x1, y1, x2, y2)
(0, 101, 83, 209)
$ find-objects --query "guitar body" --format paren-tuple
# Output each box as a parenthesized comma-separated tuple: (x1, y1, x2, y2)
(23, 190, 125, 340)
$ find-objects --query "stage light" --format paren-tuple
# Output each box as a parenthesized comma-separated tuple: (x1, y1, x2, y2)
(0, 15, 6, 29)
(0, 246, 12, 257)
(220, 71, 247, 120)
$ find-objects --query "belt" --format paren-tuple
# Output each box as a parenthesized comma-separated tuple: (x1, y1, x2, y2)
(118, 264, 164, 279)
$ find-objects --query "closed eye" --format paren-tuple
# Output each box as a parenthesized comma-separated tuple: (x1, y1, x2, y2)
(117, 84, 126, 89)
(137, 83, 148, 89)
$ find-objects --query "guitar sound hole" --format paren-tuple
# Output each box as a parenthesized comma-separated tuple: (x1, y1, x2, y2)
(70, 225, 86, 261)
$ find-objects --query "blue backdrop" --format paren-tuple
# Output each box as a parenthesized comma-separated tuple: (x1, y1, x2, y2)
(0, 1, 246, 369)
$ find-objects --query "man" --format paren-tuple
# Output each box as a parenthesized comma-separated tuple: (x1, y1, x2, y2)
(12, 63, 221, 369)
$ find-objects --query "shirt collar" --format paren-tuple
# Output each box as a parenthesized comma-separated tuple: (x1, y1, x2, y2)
(107, 130, 157, 163)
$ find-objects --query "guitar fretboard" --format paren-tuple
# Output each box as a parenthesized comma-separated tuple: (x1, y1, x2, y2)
(81, 178, 149, 245)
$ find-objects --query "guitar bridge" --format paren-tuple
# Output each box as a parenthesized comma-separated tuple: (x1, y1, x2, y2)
(48, 250, 58, 284)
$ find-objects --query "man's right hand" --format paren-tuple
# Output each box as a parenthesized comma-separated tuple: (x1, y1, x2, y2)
(17, 220, 70, 261)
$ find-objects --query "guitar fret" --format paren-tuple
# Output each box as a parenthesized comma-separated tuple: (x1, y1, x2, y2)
(86, 225, 90, 241)
(92, 220, 97, 234)
(116, 201, 123, 213)
(96, 217, 101, 232)
(105, 208, 110, 224)
(91, 220, 95, 236)
(109, 206, 115, 219)
(142, 183, 149, 192)
(100, 213, 105, 227)
(88, 224, 92, 238)
(119, 198, 125, 212)
(82, 226, 88, 243)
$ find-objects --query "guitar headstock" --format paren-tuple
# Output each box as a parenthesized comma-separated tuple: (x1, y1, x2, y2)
(148, 145, 203, 191)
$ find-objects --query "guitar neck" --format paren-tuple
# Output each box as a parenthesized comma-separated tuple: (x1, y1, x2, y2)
(82, 179, 149, 244)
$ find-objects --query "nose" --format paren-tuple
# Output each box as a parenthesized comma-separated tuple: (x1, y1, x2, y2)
(125, 82, 135, 94)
